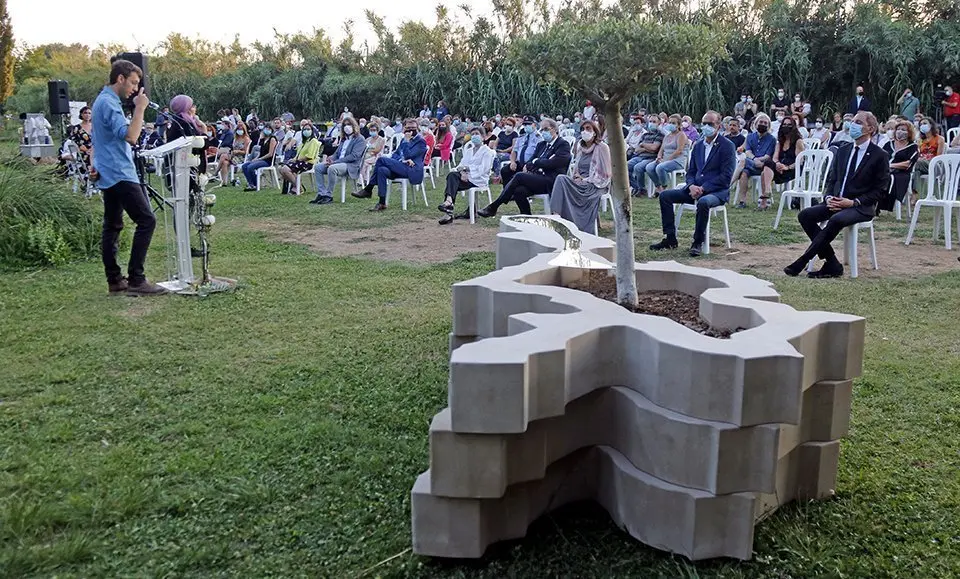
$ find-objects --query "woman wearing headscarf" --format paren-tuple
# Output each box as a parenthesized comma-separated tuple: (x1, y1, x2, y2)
(165, 94, 210, 174)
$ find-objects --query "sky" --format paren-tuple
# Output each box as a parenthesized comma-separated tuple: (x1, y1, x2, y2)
(9, 0, 495, 50)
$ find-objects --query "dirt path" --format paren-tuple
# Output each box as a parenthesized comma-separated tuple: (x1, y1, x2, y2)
(248, 218, 960, 278)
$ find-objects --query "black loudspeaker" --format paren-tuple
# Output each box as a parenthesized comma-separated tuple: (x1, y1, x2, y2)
(48, 80, 70, 115)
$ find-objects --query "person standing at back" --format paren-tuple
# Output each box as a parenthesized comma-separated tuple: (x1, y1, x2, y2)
(942, 86, 960, 130)
(897, 88, 920, 120)
(846, 85, 871, 115)
(91, 59, 166, 296)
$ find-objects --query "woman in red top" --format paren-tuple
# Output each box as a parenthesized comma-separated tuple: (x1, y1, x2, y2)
(421, 125, 436, 166)
(913, 117, 946, 196)
(432, 121, 454, 164)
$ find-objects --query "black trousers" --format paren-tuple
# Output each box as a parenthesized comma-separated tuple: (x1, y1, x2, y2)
(490, 172, 552, 215)
(500, 163, 518, 187)
(443, 171, 473, 206)
(102, 180, 157, 284)
(796, 202, 873, 262)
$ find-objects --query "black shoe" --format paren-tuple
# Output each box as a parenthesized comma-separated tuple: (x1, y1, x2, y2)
(649, 237, 678, 251)
(243, 186, 256, 192)
(736, 202, 747, 209)
(317, 196, 333, 205)
(437, 201, 455, 212)
(368, 202, 386, 212)
(477, 205, 497, 218)
(808, 258, 844, 278)
(783, 258, 807, 277)
(280, 183, 290, 195)
(351, 189, 373, 199)
(438, 213, 454, 225)
(308, 196, 321, 204)
(190, 247, 207, 258)
(689, 243, 703, 257)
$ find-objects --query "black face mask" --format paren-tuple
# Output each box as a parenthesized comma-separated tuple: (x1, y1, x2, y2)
(757, 124, 768, 134)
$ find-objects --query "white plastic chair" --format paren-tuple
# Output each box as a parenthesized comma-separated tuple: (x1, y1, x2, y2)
(422, 162, 437, 189)
(673, 203, 731, 255)
(802, 137, 823, 150)
(774, 149, 834, 229)
(904, 154, 960, 250)
(460, 184, 494, 224)
(532, 194, 552, 215)
(256, 155, 281, 191)
(947, 127, 960, 148)
(645, 156, 689, 198)
(562, 135, 576, 149)
(385, 178, 428, 210)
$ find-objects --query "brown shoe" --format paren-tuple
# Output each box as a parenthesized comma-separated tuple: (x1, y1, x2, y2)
(108, 277, 129, 294)
(126, 279, 169, 297)
(368, 202, 386, 212)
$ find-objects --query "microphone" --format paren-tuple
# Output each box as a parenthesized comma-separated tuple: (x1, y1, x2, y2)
(147, 101, 161, 111)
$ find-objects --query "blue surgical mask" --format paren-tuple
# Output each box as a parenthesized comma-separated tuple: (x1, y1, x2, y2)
(848, 123, 863, 139)
(540, 130, 553, 141)
(647, 122, 658, 131)
(843, 121, 851, 131)
(302, 130, 313, 138)
(661, 123, 676, 134)
(919, 123, 931, 134)
(470, 135, 482, 146)
(523, 125, 534, 134)
(263, 128, 272, 136)
(702, 124, 717, 138)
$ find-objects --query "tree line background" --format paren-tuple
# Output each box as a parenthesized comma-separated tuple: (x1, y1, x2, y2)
(4, 0, 960, 123)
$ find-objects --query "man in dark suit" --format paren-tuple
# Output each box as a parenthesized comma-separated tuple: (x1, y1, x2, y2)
(845, 85, 872, 116)
(351, 119, 428, 212)
(650, 110, 736, 257)
(478, 118, 571, 217)
(784, 111, 890, 278)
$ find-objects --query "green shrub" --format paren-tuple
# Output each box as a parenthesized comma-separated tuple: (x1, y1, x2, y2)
(0, 155, 100, 268)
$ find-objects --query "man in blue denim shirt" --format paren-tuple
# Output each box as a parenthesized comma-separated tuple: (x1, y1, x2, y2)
(499, 115, 542, 187)
(91, 59, 166, 296)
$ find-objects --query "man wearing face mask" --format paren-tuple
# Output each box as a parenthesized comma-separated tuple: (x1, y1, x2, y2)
(736, 113, 777, 209)
(942, 86, 960, 129)
(897, 88, 920, 119)
(846, 85, 871, 115)
(770, 88, 790, 117)
(312, 117, 366, 204)
(784, 111, 889, 278)
(651, 111, 736, 257)
(500, 115, 543, 188)
(628, 114, 664, 196)
(477, 118, 571, 217)
(351, 119, 428, 211)
(492, 118, 519, 179)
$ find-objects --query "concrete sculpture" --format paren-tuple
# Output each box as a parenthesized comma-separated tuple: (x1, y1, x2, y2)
(412, 215, 864, 561)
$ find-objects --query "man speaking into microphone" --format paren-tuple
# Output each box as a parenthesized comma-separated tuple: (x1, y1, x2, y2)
(92, 58, 167, 296)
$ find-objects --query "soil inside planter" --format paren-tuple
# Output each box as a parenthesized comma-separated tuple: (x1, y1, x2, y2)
(567, 271, 741, 339)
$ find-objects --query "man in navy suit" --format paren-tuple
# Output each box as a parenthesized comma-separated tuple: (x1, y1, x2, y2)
(478, 118, 571, 217)
(845, 85, 872, 116)
(784, 111, 889, 278)
(351, 119, 428, 212)
(650, 111, 736, 257)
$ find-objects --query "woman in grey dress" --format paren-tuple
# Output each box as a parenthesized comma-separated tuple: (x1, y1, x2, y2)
(549, 120, 611, 233)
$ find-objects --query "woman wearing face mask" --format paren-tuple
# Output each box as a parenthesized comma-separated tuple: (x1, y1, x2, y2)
(680, 116, 699, 141)
(790, 94, 807, 124)
(763, 116, 805, 193)
(771, 88, 790, 117)
(881, 121, 919, 213)
(217, 123, 250, 186)
(241, 120, 279, 191)
(645, 114, 689, 197)
(312, 117, 366, 204)
(913, 117, 945, 196)
(810, 118, 831, 148)
(437, 133, 496, 224)
(431, 121, 454, 167)
(360, 122, 386, 183)
(548, 119, 611, 233)
(278, 125, 321, 195)
(737, 113, 777, 209)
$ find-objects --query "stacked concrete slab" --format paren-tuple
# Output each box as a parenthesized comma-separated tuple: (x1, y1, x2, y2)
(412, 216, 864, 561)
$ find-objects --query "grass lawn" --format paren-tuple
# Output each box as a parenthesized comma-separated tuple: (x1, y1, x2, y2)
(2, 166, 959, 578)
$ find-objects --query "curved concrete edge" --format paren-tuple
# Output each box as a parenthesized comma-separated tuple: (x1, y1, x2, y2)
(496, 215, 616, 269)
(432, 386, 780, 498)
(412, 445, 758, 561)
(448, 312, 806, 431)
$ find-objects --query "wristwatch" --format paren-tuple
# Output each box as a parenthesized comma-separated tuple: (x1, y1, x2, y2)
(854, 198, 861, 207)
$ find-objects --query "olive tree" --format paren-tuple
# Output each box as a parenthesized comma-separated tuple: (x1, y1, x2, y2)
(511, 17, 727, 306)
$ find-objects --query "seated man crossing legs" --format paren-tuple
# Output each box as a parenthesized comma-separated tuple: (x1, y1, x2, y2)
(477, 118, 572, 217)
(628, 114, 664, 197)
(783, 111, 889, 278)
(311, 117, 365, 204)
(350, 119, 429, 211)
(649, 111, 736, 257)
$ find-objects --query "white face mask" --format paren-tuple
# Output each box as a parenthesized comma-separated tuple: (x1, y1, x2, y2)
(886, 130, 894, 139)
(343, 125, 354, 135)
(681, 121, 690, 128)
(581, 130, 595, 142)
(778, 92, 785, 98)
(815, 122, 823, 128)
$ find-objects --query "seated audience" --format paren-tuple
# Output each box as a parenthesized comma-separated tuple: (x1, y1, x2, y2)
(217, 123, 250, 186)
(629, 114, 664, 196)
(437, 133, 497, 224)
(493, 118, 519, 177)
(645, 114, 689, 197)
(650, 111, 735, 257)
(350, 119, 429, 211)
(477, 118, 572, 217)
(432, 121, 454, 165)
(913, 117, 945, 194)
(681, 115, 700, 141)
(783, 112, 889, 278)
(763, 116, 805, 189)
(831, 114, 855, 147)
(809, 117, 831, 147)
(549, 120, 611, 233)
(361, 121, 386, 182)
(625, 113, 645, 158)
(240, 120, 278, 191)
(500, 115, 543, 187)
(311, 117, 366, 204)
(725, 118, 746, 150)
(279, 125, 321, 195)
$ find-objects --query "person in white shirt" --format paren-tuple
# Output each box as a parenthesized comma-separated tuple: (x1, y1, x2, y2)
(809, 117, 831, 147)
(582, 100, 596, 121)
(625, 114, 645, 156)
(419, 104, 432, 118)
(437, 132, 496, 224)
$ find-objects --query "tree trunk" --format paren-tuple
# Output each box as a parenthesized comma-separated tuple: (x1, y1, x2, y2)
(603, 101, 638, 307)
